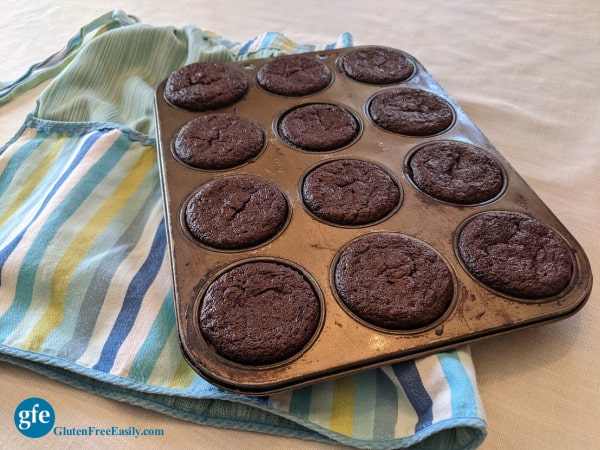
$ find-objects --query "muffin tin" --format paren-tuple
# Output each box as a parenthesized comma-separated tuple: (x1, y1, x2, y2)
(154, 46, 592, 394)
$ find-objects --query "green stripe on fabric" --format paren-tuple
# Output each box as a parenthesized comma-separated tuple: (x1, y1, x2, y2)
(374, 368, 400, 440)
(35, 26, 234, 138)
(3, 132, 126, 344)
(127, 291, 176, 384)
(0, 130, 117, 343)
(0, 131, 80, 233)
(0, 135, 64, 229)
(351, 369, 378, 439)
(49, 146, 160, 357)
(0, 10, 139, 106)
(21, 140, 156, 352)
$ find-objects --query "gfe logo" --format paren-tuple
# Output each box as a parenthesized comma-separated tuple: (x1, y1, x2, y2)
(14, 397, 55, 438)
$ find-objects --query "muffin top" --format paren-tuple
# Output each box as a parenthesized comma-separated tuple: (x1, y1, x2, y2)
(184, 176, 288, 250)
(302, 159, 400, 225)
(408, 140, 504, 204)
(335, 233, 453, 329)
(200, 261, 321, 365)
(165, 62, 248, 111)
(458, 211, 573, 298)
(278, 103, 359, 151)
(257, 54, 332, 96)
(369, 88, 454, 136)
(339, 46, 414, 84)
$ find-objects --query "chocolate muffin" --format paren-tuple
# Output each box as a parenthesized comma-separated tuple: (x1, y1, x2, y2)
(302, 159, 400, 225)
(368, 88, 454, 136)
(278, 103, 359, 151)
(338, 46, 415, 85)
(257, 54, 332, 96)
(458, 211, 573, 299)
(334, 233, 454, 330)
(164, 62, 248, 111)
(199, 261, 321, 365)
(184, 176, 288, 250)
(408, 140, 504, 204)
(173, 113, 265, 170)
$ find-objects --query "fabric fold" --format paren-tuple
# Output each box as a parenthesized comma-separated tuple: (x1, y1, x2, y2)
(0, 11, 486, 449)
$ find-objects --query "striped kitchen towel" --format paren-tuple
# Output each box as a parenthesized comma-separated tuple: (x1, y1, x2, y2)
(0, 10, 487, 449)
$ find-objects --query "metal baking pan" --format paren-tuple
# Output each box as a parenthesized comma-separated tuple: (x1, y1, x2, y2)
(154, 46, 592, 394)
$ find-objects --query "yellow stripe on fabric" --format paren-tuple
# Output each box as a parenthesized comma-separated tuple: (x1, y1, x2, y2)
(21, 148, 156, 352)
(144, 324, 192, 389)
(0, 134, 66, 228)
(274, 36, 297, 54)
(329, 375, 356, 436)
(168, 357, 196, 390)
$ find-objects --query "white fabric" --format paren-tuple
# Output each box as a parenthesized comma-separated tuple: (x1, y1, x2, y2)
(1, 1, 599, 449)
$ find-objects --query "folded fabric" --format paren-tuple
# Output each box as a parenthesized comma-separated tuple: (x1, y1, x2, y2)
(0, 10, 487, 449)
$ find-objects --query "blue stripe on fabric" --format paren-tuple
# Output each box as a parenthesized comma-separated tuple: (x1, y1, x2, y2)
(188, 373, 221, 395)
(53, 170, 160, 361)
(261, 32, 277, 49)
(0, 133, 44, 199)
(0, 132, 101, 280)
(252, 396, 270, 405)
(0, 131, 103, 328)
(92, 219, 167, 373)
(0, 132, 130, 341)
(391, 361, 433, 432)
(236, 38, 254, 56)
(437, 351, 478, 417)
